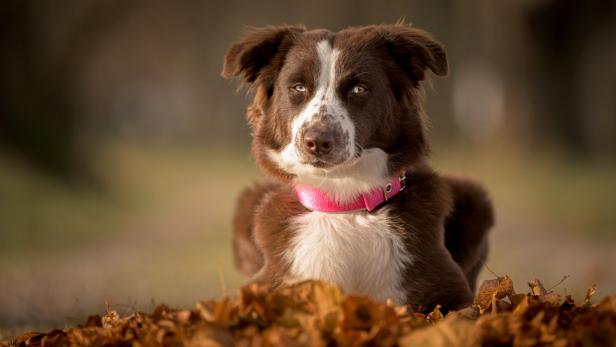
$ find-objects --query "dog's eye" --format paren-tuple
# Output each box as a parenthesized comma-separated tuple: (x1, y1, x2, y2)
(350, 85, 367, 95)
(291, 83, 307, 93)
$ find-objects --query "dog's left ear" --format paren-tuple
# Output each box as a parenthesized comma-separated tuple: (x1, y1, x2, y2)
(222, 25, 306, 88)
(376, 25, 448, 81)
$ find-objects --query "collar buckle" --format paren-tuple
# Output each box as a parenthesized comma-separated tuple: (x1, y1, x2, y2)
(399, 174, 407, 191)
(383, 174, 407, 201)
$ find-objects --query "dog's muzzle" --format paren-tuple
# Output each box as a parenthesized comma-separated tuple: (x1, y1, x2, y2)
(297, 114, 349, 166)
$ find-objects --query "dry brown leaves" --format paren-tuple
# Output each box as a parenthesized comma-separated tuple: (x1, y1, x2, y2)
(3, 278, 616, 347)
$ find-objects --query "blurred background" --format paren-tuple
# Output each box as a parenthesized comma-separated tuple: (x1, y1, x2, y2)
(1, 0, 615, 337)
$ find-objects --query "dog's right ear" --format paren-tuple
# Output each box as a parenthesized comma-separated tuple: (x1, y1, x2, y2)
(222, 25, 306, 90)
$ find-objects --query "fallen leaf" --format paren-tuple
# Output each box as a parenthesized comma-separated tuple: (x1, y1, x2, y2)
(4, 277, 616, 347)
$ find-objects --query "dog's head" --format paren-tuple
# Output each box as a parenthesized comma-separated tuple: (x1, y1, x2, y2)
(223, 24, 447, 201)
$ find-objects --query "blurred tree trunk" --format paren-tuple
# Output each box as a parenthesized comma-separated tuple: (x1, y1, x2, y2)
(0, 1, 78, 177)
(527, 0, 616, 157)
(0, 0, 136, 180)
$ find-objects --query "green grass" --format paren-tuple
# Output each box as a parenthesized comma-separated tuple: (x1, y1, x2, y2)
(0, 142, 260, 253)
(0, 155, 128, 253)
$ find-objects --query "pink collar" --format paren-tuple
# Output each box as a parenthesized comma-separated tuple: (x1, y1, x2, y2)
(294, 174, 407, 213)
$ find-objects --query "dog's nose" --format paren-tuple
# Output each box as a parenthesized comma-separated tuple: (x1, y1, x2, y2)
(303, 129, 335, 156)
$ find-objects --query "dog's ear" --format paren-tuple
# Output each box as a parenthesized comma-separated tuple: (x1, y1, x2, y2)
(222, 25, 306, 88)
(376, 24, 448, 81)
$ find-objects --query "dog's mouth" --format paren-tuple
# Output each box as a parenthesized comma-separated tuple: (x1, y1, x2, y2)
(301, 158, 340, 169)
(300, 148, 363, 171)
(296, 144, 353, 169)
(268, 143, 372, 179)
(307, 160, 331, 169)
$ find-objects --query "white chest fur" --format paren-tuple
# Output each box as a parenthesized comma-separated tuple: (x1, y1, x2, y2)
(285, 207, 412, 304)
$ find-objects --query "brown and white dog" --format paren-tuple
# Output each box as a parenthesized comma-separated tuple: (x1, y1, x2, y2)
(223, 24, 494, 311)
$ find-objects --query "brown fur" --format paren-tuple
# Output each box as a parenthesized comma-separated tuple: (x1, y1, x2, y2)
(224, 24, 494, 311)
(232, 182, 278, 275)
(444, 176, 494, 292)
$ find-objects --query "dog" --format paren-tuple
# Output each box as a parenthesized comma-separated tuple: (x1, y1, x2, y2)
(222, 24, 494, 311)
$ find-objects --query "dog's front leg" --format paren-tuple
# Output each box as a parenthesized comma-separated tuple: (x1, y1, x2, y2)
(403, 243, 474, 312)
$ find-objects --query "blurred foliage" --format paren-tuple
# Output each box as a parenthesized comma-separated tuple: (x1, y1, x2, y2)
(1, 0, 615, 179)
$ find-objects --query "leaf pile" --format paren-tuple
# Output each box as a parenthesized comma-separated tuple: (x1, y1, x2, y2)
(3, 278, 616, 347)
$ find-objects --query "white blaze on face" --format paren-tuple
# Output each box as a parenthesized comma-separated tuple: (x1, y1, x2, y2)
(268, 40, 390, 202)
(292, 40, 354, 157)
(271, 40, 355, 168)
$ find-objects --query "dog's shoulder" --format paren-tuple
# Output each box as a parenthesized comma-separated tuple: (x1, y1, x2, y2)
(251, 182, 304, 261)
(394, 163, 454, 220)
